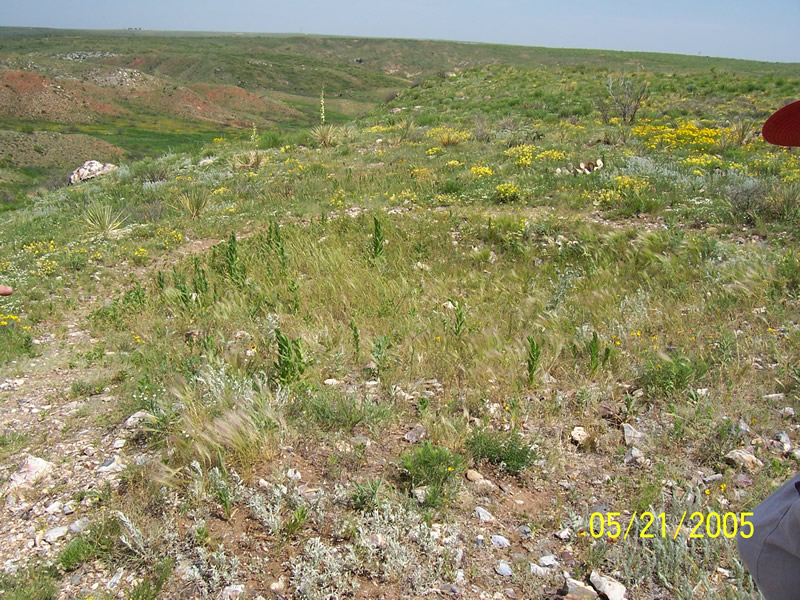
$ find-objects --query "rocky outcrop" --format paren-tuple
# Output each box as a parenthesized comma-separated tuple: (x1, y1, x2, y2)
(69, 160, 117, 185)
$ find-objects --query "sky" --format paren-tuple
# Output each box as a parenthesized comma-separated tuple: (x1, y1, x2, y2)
(4, 0, 798, 63)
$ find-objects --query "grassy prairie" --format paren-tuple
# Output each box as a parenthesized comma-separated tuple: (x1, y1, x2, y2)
(0, 41, 799, 599)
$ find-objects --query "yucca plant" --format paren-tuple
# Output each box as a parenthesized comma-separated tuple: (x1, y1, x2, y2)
(310, 123, 341, 148)
(232, 150, 262, 171)
(83, 202, 126, 239)
(173, 188, 212, 220)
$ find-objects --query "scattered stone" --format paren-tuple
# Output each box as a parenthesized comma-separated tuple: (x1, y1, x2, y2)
(624, 446, 645, 466)
(571, 426, 590, 446)
(791, 449, 800, 462)
(62, 501, 76, 515)
(517, 525, 532, 539)
(97, 456, 125, 474)
(43, 526, 68, 544)
(495, 561, 513, 577)
(439, 584, 461, 596)
(113, 438, 126, 449)
(366, 534, 386, 548)
(764, 393, 786, 402)
(69, 160, 117, 185)
(589, 571, 626, 600)
(491, 535, 511, 549)
(413, 487, 429, 504)
(475, 535, 485, 547)
(503, 588, 517, 599)
(776, 432, 792, 453)
(558, 480, 573, 490)
(737, 420, 751, 435)
(70, 518, 91, 534)
(404, 424, 427, 443)
(725, 449, 763, 472)
(475, 506, 495, 522)
(564, 574, 599, 599)
(107, 568, 124, 590)
(733, 473, 753, 488)
(703, 473, 723, 484)
(219, 584, 245, 600)
(530, 563, 550, 577)
(539, 554, 559, 568)
(622, 423, 643, 447)
(286, 468, 301, 481)
(323, 378, 340, 386)
(45, 501, 63, 514)
(269, 577, 285, 593)
(555, 528, 572, 541)
(780, 407, 796, 419)
(3, 455, 54, 493)
(466, 469, 484, 482)
(124, 411, 155, 428)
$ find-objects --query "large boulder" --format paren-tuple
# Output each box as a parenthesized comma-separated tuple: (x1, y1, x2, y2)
(69, 160, 117, 185)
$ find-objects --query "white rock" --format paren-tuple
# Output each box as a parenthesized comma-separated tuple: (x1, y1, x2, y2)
(539, 554, 559, 567)
(45, 501, 63, 514)
(404, 424, 427, 443)
(780, 407, 796, 418)
(286, 468, 301, 481)
(624, 447, 644, 466)
(764, 393, 786, 401)
(413, 487, 429, 504)
(124, 411, 155, 428)
(589, 571, 626, 600)
(565, 574, 599, 599)
(466, 469, 484, 482)
(97, 456, 125, 474)
(495, 560, 513, 577)
(491, 535, 511, 548)
(219, 584, 245, 600)
(3, 455, 54, 493)
(44, 526, 68, 543)
(571, 426, 590, 446)
(69, 160, 117, 185)
(530, 563, 551, 577)
(323, 378, 340, 386)
(113, 439, 126, 449)
(269, 577, 285, 593)
(725, 449, 763, 472)
(556, 528, 572, 541)
(622, 423, 643, 447)
(475, 506, 496, 522)
(62, 501, 76, 515)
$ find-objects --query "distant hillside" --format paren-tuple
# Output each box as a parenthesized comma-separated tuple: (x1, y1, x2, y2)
(1, 27, 798, 207)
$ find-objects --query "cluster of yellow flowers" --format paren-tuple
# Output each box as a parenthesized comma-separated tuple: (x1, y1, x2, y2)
(23, 240, 56, 256)
(504, 144, 535, 167)
(156, 227, 183, 250)
(494, 183, 520, 202)
(133, 247, 148, 262)
(130, 330, 146, 344)
(427, 126, 471, 146)
(35, 257, 58, 277)
(329, 189, 346, 208)
(365, 124, 396, 133)
(633, 120, 722, 152)
(0, 260, 11, 272)
(0, 313, 20, 327)
(426, 147, 444, 156)
(211, 186, 228, 196)
(536, 149, 567, 162)
(212, 137, 226, 143)
(614, 175, 650, 196)
(410, 167, 433, 179)
(683, 154, 722, 169)
(471, 166, 494, 178)
(445, 160, 463, 167)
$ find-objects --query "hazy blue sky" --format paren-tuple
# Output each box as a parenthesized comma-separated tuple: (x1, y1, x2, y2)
(5, 0, 798, 62)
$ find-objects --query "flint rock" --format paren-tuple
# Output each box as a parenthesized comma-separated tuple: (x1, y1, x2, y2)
(4, 455, 54, 493)
(590, 571, 626, 600)
(622, 423, 643, 447)
(564, 574, 599, 599)
(69, 160, 117, 185)
(725, 449, 763, 472)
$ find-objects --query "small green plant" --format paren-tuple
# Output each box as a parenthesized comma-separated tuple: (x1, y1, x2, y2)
(449, 298, 466, 337)
(525, 335, 541, 385)
(173, 187, 212, 220)
(310, 123, 341, 148)
(350, 477, 384, 511)
(82, 202, 126, 239)
(349, 319, 360, 356)
(398, 441, 466, 508)
(224, 231, 246, 286)
(274, 329, 305, 383)
(640, 351, 707, 398)
(371, 215, 385, 259)
(283, 504, 309, 538)
(467, 428, 537, 473)
(371, 335, 392, 373)
(587, 331, 611, 375)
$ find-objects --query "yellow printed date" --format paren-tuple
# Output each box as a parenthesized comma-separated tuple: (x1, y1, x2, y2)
(588, 511, 754, 540)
